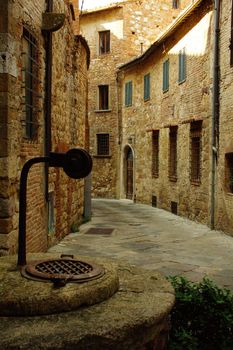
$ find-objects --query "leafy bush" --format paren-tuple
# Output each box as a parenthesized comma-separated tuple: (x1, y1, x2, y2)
(167, 276, 233, 350)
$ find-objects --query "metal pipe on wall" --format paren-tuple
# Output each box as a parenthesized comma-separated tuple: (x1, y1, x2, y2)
(44, 0, 53, 201)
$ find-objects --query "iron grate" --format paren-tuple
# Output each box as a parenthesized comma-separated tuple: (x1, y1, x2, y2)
(22, 257, 105, 285)
(85, 228, 114, 235)
(35, 259, 93, 275)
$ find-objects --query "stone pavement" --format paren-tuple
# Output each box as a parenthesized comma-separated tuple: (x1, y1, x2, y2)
(49, 199, 233, 291)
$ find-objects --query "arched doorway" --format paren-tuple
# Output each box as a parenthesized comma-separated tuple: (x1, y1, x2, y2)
(126, 147, 134, 199)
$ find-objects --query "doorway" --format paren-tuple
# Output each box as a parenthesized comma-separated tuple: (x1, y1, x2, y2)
(126, 147, 133, 199)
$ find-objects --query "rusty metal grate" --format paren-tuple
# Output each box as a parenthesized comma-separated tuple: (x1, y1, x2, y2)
(85, 228, 114, 235)
(21, 256, 105, 286)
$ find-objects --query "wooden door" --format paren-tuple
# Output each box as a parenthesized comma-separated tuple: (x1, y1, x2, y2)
(126, 148, 133, 199)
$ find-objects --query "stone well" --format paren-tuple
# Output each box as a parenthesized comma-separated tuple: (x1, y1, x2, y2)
(0, 253, 175, 350)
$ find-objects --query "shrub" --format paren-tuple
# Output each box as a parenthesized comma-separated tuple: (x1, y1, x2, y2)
(167, 276, 233, 350)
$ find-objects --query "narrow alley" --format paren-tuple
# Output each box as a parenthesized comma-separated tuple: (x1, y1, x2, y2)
(50, 198, 233, 291)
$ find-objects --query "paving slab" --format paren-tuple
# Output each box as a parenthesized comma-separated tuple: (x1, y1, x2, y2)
(49, 199, 233, 291)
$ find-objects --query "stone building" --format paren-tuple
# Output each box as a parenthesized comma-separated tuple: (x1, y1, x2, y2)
(118, 0, 214, 224)
(0, 0, 90, 255)
(216, 0, 233, 234)
(80, 0, 191, 198)
(117, 0, 233, 235)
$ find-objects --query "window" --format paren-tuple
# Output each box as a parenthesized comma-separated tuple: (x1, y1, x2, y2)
(22, 28, 39, 139)
(144, 73, 150, 101)
(163, 59, 169, 92)
(125, 81, 132, 107)
(178, 48, 186, 83)
(99, 30, 110, 55)
(172, 0, 179, 9)
(98, 85, 109, 110)
(169, 127, 177, 181)
(152, 130, 159, 177)
(97, 133, 110, 156)
(225, 153, 233, 193)
(190, 121, 202, 183)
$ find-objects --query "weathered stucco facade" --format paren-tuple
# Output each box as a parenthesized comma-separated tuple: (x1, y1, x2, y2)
(0, 0, 90, 255)
(80, 0, 191, 198)
(118, 0, 213, 225)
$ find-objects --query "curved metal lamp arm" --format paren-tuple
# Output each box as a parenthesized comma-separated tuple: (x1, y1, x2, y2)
(17, 149, 92, 267)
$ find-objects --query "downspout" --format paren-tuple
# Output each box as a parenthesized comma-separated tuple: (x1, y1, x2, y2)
(116, 70, 122, 198)
(44, 0, 53, 202)
(210, 0, 220, 229)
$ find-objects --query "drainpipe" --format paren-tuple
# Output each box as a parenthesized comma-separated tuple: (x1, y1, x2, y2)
(116, 70, 123, 198)
(210, 0, 220, 229)
(44, 0, 53, 201)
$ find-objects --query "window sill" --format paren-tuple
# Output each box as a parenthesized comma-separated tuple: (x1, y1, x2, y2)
(95, 109, 112, 113)
(178, 79, 186, 85)
(163, 89, 169, 94)
(152, 174, 159, 179)
(144, 98, 150, 103)
(225, 191, 233, 196)
(169, 176, 177, 182)
(125, 104, 132, 108)
(99, 52, 110, 56)
(93, 155, 112, 158)
(191, 180, 201, 186)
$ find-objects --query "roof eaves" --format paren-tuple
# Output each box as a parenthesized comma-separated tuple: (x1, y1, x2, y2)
(81, 4, 123, 16)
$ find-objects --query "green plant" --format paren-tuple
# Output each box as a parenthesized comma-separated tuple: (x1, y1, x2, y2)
(167, 276, 233, 350)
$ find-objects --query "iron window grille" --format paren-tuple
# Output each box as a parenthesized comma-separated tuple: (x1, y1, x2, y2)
(125, 81, 132, 107)
(98, 85, 109, 110)
(190, 121, 202, 184)
(169, 126, 178, 181)
(152, 130, 159, 177)
(22, 28, 40, 139)
(97, 134, 110, 156)
(178, 48, 186, 83)
(144, 73, 150, 101)
(99, 30, 110, 55)
(163, 59, 169, 92)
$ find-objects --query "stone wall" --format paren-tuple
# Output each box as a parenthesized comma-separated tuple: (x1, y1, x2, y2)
(80, 0, 191, 199)
(0, 0, 89, 255)
(119, 0, 213, 224)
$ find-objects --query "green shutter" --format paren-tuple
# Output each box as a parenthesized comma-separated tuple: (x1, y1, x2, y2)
(144, 74, 150, 101)
(125, 81, 132, 106)
(125, 83, 128, 106)
(163, 59, 169, 92)
(179, 48, 186, 83)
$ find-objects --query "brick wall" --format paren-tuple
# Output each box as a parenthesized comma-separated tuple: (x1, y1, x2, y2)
(0, 0, 89, 255)
(80, 0, 191, 199)
(216, 0, 233, 234)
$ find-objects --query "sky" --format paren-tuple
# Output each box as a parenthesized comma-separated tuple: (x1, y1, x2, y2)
(79, 0, 123, 10)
